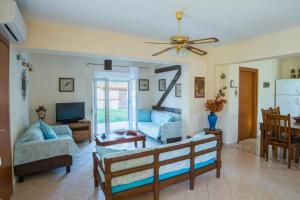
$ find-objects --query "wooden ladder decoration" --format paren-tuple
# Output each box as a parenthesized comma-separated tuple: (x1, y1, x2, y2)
(152, 65, 181, 114)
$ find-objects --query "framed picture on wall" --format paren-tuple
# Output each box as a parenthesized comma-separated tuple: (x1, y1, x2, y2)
(139, 79, 149, 91)
(59, 78, 74, 92)
(195, 77, 205, 98)
(159, 79, 166, 91)
(175, 84, 181, 97)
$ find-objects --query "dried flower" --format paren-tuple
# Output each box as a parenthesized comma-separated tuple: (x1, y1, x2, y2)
(205, 87, 227, 113)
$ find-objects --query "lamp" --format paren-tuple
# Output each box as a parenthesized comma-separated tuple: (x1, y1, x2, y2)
(169, 47, 188, 57)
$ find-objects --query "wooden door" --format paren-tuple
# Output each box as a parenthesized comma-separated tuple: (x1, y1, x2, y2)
(0, 34, 13, 200)
(238, 67, 258, 142)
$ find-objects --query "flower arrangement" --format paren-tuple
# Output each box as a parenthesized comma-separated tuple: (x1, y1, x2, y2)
(36, 106, 47, 121)
(205, 87, 227, 113)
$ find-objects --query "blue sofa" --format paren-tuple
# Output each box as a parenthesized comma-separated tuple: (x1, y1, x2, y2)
(93, 133, 222, 199)
(138, 109, 182, 143)
(14, 123, 79, 181)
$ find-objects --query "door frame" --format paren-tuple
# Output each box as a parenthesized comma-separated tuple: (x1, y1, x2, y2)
(93, 78, 132, 135)
(0, 33, 13, 199)
(238, 67, 258, 142)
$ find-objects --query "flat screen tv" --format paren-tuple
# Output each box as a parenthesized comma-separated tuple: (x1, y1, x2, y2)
(56, 102, 85, 123)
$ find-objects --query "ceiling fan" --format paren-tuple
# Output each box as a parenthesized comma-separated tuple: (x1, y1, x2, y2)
(145, 11, 219, 57)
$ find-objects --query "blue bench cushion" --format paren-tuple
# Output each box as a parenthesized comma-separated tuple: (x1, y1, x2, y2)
(98, 134, 217, 193)
(138, 109, 152, 122)
(110, 158, 215, 193)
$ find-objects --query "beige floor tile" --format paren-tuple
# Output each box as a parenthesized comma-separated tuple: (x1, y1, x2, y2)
(185, 190, 208, 200)
(11, 138, 300, 200)
(231, 194, 256, 200)
(208, 193, 233, 200)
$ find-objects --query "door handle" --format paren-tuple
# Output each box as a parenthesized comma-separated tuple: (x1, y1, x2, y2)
(0, 129, 5, 133)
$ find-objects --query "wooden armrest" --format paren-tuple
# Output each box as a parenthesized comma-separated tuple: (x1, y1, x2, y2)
(93, 152, 105, 172)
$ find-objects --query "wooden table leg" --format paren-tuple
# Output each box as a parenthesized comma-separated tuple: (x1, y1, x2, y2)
(143, 140, 146, 148)
(260, 129, 265, 157)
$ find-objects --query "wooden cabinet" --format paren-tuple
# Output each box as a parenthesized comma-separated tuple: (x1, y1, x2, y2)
(203, 128, 223, 146)
(68, 121, 91, 143)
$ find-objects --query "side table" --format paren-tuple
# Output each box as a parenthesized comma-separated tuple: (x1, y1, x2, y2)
(203, 128, 223, 146)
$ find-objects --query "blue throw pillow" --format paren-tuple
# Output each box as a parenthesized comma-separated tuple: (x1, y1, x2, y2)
(138, 109, 152, 122)
(39, 120, 57, 140)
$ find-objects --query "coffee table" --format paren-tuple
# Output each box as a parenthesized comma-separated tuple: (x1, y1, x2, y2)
(95, 130, 146, 148)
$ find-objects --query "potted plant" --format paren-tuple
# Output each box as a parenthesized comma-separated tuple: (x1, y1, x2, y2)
(205, 87, 227, 130)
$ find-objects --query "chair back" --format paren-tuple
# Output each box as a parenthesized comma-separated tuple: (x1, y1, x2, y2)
(261, 108, 272, 124)
(266, 114, 291, 145)
(261, 106, 281, 124)
(269, 106, 280, 114)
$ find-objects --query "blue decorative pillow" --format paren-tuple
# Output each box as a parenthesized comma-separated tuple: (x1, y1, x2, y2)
(95, 146, 124, 158)
(138, 109, 152, 122)
(39, 120, 57, 140)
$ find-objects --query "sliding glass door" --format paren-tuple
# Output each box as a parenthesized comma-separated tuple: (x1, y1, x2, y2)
(94, 79, 135, 134)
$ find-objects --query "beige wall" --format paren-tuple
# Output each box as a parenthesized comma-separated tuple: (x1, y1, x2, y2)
(139, 68, 182, 109)
(138, 68, 155, 109)
(9, 48, 31, 183)
(279, 56, 300, 79)
(15, 18, 300, 143)
(215, 59, 280, 144)
(209, 27, 300, 65)
(17, 19, 210, 136)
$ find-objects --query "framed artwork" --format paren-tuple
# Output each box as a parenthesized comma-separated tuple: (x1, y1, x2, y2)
(139, 79, 149, 91)
(59, 78, 74, 92)
(195, 77, 205, 98)
(159, 79, 166, 91)
(175, 84, 181, 97)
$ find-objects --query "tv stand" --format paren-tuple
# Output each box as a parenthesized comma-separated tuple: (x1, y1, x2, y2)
(67, 120, 91, 143)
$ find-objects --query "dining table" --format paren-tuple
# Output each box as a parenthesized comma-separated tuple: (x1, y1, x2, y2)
(259, 119, 300, 157)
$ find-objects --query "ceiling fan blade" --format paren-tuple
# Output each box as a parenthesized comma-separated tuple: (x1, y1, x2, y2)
(188, 37, 219, 44)
(152, 47, 173, 56)
(185, 45, 207, 56)
(144, 41, 171, 44)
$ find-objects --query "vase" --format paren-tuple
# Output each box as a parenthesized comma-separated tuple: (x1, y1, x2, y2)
(208, 112, 218, 130)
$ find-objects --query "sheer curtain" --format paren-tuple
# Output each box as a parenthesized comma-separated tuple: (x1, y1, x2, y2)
(129, 66, 139, 130)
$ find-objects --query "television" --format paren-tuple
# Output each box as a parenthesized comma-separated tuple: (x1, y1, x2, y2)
(56, 102, 85, 123)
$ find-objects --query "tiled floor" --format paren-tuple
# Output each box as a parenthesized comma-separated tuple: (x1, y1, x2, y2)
(11, 138, 300, 200)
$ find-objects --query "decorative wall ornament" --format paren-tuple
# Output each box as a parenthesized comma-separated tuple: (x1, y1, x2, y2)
(263, 82, 270, 88)
(59, 78, 74, 92)
(230, 80, 235, 88)
(195, 77, 205, 98)
(21, 69, 27, 99)
(17, 52, 33, 72)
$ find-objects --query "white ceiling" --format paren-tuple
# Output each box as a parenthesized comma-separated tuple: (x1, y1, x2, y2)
(17, 0, 300, 45)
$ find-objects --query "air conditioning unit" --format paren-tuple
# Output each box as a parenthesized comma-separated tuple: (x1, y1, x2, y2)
(0, 0, 27, 43)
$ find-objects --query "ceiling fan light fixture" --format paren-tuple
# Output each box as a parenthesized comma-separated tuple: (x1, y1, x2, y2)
(145, 11, 219, 57)
(169, 47, 188, 57)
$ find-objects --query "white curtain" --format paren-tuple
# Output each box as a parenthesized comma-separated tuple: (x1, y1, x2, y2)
(129, 66, 139, 130)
